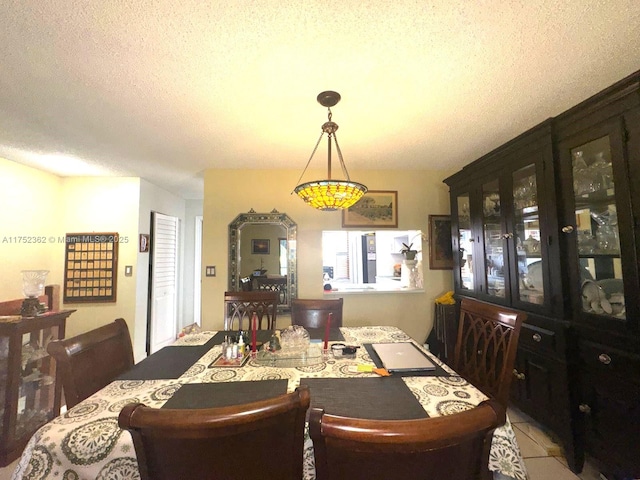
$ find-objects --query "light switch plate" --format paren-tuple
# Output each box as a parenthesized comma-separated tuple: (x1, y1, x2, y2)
(124, 266, 133, 276)
(206, 266, 216, 277)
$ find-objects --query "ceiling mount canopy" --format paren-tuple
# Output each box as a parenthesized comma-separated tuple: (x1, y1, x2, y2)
(293, 91, 367, 211)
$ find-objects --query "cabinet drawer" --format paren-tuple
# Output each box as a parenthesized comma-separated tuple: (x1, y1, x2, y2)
(519, 323, 558, 353)
(579, 340, 640, 381)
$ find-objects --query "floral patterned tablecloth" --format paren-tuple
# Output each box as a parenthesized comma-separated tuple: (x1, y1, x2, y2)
(12, 326, 528, 480)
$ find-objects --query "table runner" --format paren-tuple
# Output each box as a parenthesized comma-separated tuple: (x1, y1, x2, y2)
(305, 327, 345, 342)
(161, 380, 288, 409)
(208, 329, 274, 346)
(117, 345, 211, 380)
(300, 377, 428, 420)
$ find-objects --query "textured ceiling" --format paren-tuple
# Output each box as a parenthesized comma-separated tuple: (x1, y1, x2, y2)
(1, 1, 639, 199)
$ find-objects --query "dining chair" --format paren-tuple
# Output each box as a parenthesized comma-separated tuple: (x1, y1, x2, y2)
(254, 276, 288, 306)
(309, 398, 505, 480)
(47, 318, 134, 409)
(118, 385, 310, 480)
(290, 298, 343, 328)
(224, 290, 279, 330)
(453, 297, 526, 407)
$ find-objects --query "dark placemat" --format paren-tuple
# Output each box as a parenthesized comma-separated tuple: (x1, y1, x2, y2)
(117, 345, 208, 380)
(208, 330, 273, 346)
(363, 343, 452, 377)
(306, 327, 345, 342)
(161, 380, 288, 409)
(299, 377, 428, 420)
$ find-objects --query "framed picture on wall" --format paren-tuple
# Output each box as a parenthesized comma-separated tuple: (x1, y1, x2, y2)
(251, 239, 270, 254)
(63, 232, 119, 302)
(429, 215, 454, 270)
(342, 190, 398, 228)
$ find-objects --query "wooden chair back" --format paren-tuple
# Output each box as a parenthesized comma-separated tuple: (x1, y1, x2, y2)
(290, 298, 343, 329)
(453, 298, 526, 407)
(47, 318, 134, 409)
(224, 291, 279, 330)
(118, 386, 310, 480)
(309, 399, 505, 480)
(254, 276, 288, 306)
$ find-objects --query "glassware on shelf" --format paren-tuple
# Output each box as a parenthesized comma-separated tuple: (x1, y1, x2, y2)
(591, 151, 614, 191)
(573, 150, 590, 195)
(522, 235, 540, 254)
(596, 225, 619, 253)
(456, 194, 473, 291)
(577, 230, 597, 254)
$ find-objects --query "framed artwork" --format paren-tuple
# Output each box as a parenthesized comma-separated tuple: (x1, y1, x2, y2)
(429, 215, 454, 270)
(63, 232, 119, 303)
(342, 190, 398, 228)
(139, 234, 150, 253)
(251, 239, 270, 254)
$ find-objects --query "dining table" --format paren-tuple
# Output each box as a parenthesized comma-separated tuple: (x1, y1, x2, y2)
(11, 325, 528, 480)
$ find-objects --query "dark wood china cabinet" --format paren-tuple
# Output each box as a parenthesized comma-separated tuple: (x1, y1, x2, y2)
(0, 310, 74, 466)
(445, 70, 640, 478)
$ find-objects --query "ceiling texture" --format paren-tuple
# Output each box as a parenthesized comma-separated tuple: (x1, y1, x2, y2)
(1, 1, 639, 199)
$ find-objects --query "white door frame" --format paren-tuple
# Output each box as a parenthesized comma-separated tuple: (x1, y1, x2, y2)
(194, 215, 203, 326)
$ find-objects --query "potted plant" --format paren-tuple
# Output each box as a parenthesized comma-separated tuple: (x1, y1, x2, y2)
(400, 243, 418, 261)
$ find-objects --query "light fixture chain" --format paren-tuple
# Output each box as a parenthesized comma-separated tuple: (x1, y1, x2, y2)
(291, 130, 325, 193)
(332, 133, 351, 181)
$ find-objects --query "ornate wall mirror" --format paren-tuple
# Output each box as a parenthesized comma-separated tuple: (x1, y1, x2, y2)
(228, 209, 297, 310)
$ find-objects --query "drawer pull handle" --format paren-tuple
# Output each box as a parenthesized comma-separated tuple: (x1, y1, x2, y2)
(561, 225, 574, 233)
(598, 353, 611, 365)
(502, 233, 514, 239)
(579, 404, 591, 414)
(532, 333, 542, 342)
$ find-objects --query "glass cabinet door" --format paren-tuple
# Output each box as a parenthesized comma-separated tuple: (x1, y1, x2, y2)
(571, 136, 625, 320)
(17, 326, 58, 439)
(512, 164, 545, 306)
(456, 194, 473, 291)
(481, 179, 506, 298)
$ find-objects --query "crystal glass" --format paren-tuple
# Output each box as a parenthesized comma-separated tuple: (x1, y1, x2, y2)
(571, 136, 625, 320)
(21, 270, 49, 298)
(278, 325, 310, 354)
(482, 180, 505, 297)
(513, 164, 545, 305)
(456, 194, 473, 291)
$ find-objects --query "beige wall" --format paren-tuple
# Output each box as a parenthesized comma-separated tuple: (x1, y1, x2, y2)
(59, 177, 141, 343)
(0, 158, 65, 299)
(202, 168, 455, 342)
(0, 159, 189, 361)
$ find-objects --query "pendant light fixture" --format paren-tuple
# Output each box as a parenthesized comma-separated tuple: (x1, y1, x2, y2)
(293, 91, 367, 211)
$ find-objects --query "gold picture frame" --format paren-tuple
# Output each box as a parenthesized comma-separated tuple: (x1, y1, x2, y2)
(342, 190, 398, 228)
(429, 215, 454, 270)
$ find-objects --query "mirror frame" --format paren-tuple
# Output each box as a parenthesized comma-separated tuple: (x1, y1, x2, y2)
(228, 209, 297, 307)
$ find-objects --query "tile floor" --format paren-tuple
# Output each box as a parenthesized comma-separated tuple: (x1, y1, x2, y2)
(508, 406, 605, 480)
(0, 406, 612, 480)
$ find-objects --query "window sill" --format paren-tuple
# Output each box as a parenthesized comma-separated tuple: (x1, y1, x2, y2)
(323, 285, 424, 295)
